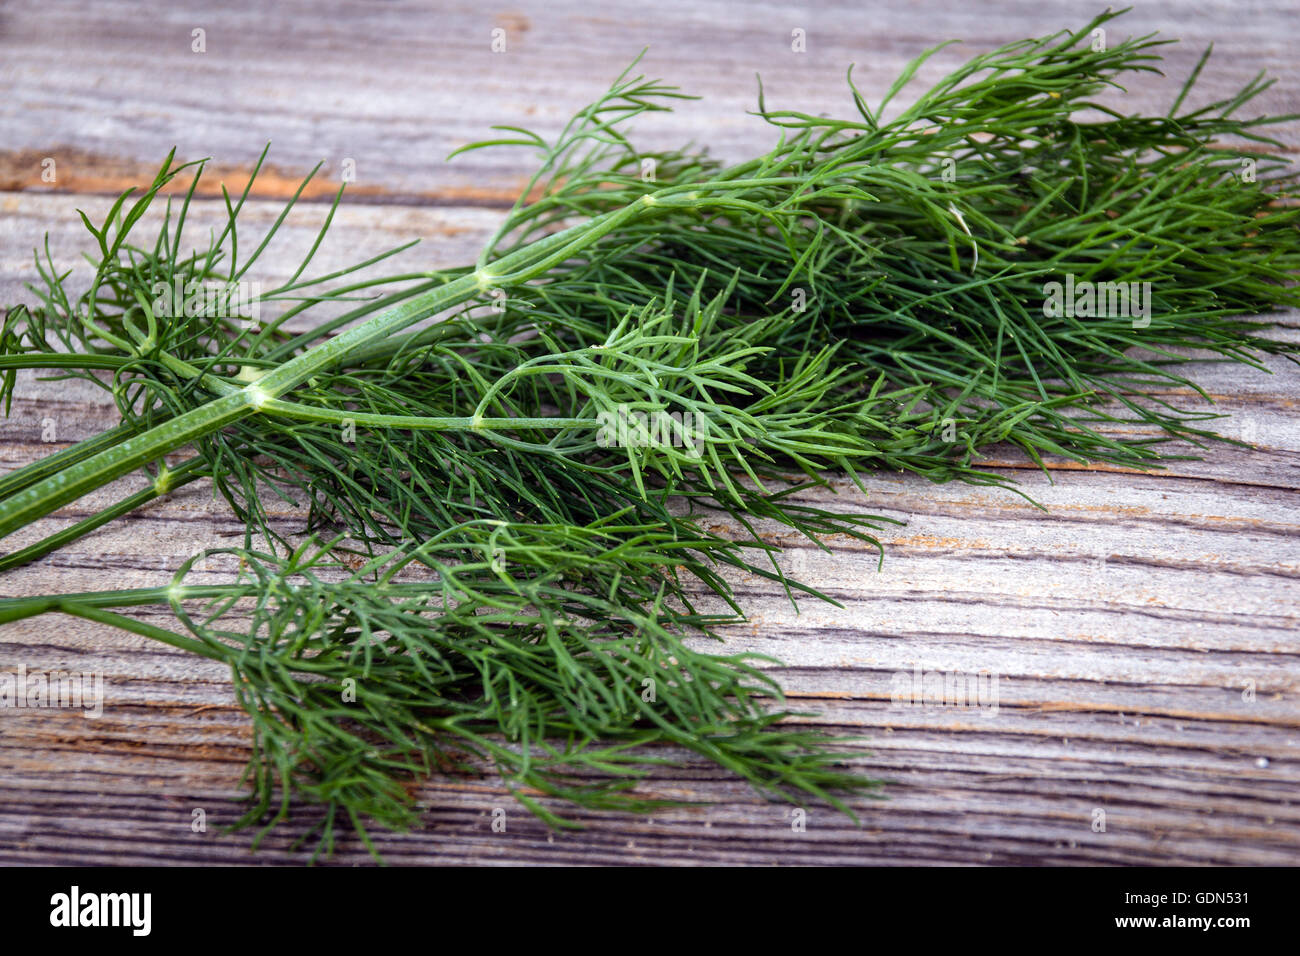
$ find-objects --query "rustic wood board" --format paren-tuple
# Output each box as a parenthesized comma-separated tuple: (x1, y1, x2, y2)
(1, 0, 1298, 866)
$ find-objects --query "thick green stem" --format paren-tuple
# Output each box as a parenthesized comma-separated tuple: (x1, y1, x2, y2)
(0, 422, 140, 500)
(0, 390, 250, 539)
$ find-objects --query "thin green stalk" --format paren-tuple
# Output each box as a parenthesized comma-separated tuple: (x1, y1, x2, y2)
(0, 457, 206, 571)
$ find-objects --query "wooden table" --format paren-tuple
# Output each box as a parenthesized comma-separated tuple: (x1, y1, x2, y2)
(1, 0, 1297, 865)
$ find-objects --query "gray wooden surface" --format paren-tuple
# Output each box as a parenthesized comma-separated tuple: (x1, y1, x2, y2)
(1, 0, 1298, 865)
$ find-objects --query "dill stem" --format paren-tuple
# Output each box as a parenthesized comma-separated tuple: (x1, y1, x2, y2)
(0, 457, 206, 572)
(0, 354, 133, 372)
(56, 604, 228, 662)
(0, 423, 140, 501)
(0, 583, 232, 621)
(0, 197, 666, 542)
(259, 400, 589, 433)
(0, 584, 237, 663)
(0, 389, 249, 539)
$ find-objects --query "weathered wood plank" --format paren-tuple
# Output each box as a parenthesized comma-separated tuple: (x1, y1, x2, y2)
(3, 0, 1298, 202)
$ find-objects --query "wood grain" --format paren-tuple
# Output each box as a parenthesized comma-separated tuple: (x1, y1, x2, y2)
(1, 0, 1298, 866)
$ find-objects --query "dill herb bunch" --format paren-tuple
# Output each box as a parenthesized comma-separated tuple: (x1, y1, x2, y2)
(1, 10, 1297, 857)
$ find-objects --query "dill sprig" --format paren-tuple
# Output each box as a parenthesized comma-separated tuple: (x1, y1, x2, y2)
(0, 524, 874, 860)
(1, 10, 1297, 857)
